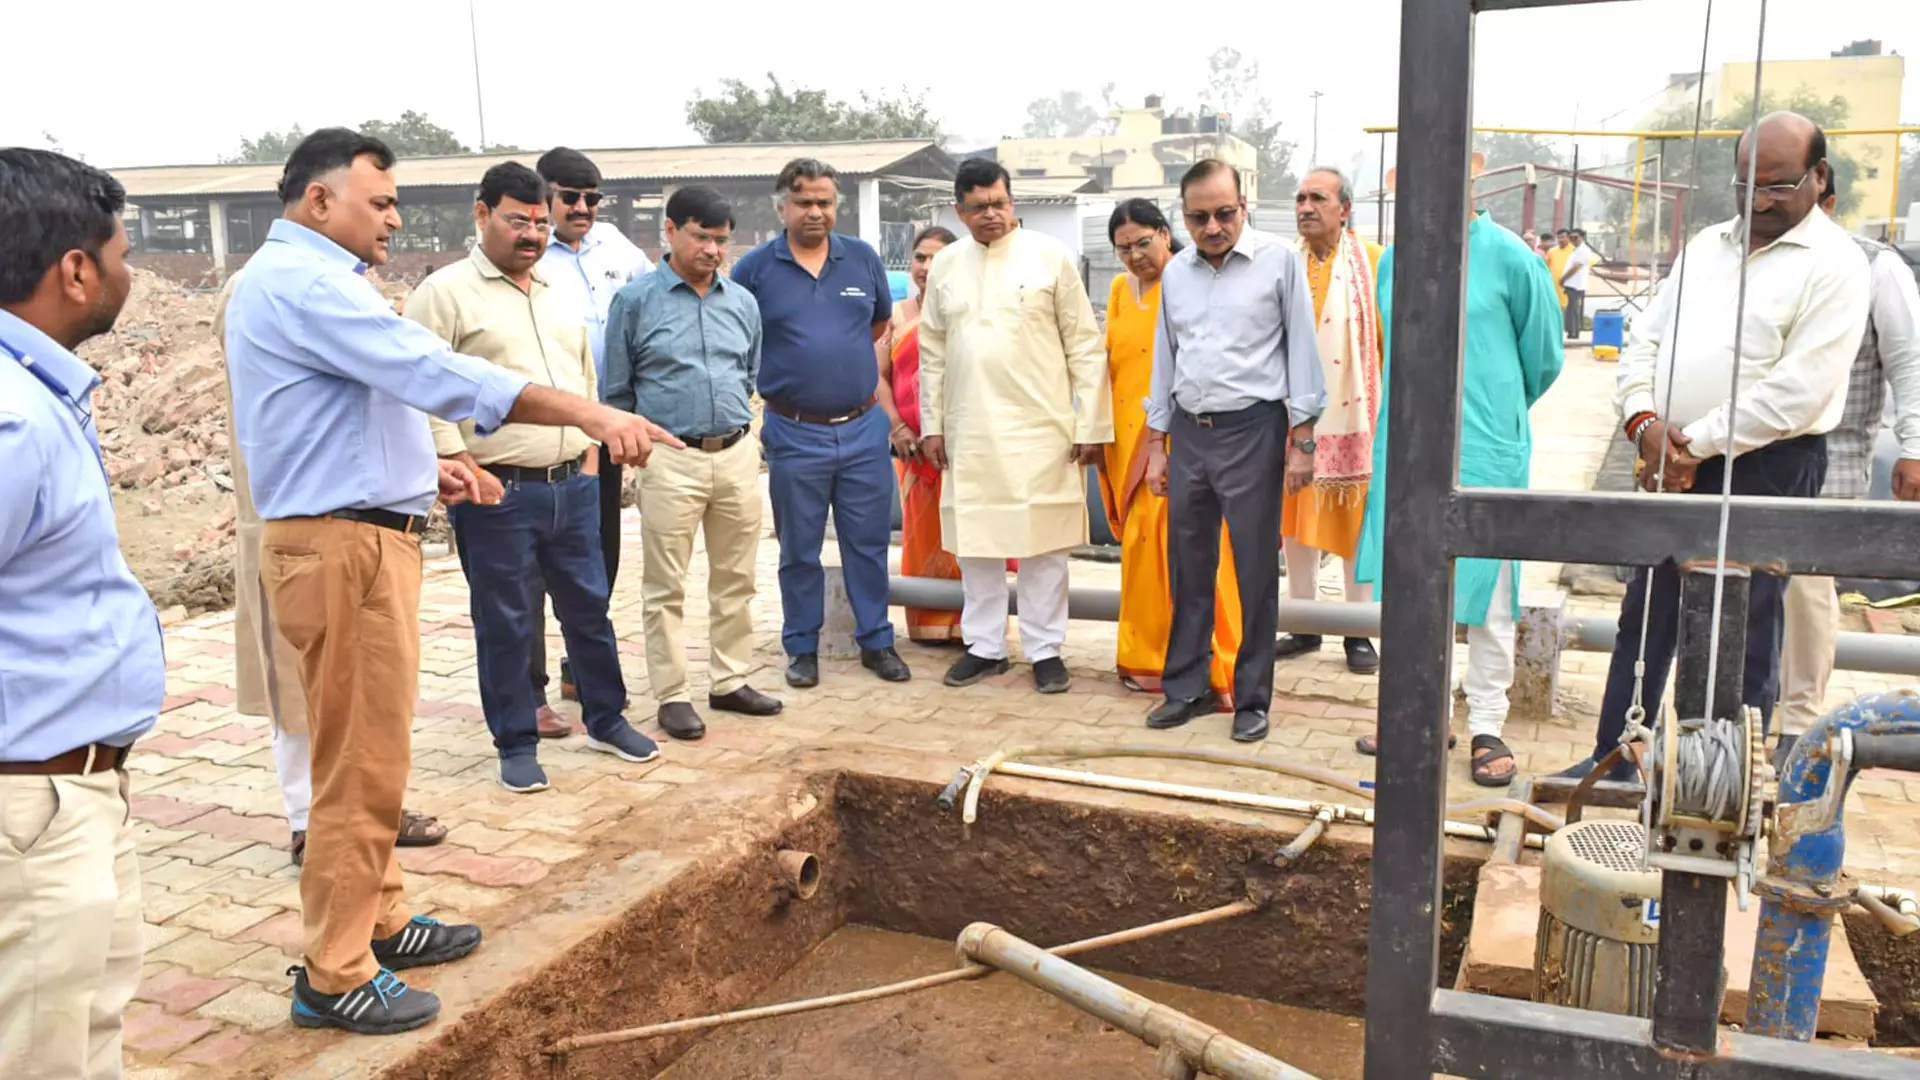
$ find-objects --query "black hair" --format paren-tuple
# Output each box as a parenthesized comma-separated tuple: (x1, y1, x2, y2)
(0, 148, 127, 305)
(1107, 199, 1184, 253)
(536, 146, 601, 190)
(776, 157, 838, 193)
(912, 225, 957, 248)
(1570, 228, 1586, 241)
(1806, 125, 1828, 171)
(1179, 159, 1242, 201)
(665, 185, 734, 229)
(277, 127, 395, 205)
(954, 158, 1012, 204)
(478, 162, 547, 209)
(1821, 167, 1838, 202)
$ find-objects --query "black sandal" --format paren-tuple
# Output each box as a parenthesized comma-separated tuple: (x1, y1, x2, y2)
(1469, 734, 1517, 787)
(1355, 730, 1459, 757)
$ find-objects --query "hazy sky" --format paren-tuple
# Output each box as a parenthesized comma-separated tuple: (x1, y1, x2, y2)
(7, 0, 1916, 175)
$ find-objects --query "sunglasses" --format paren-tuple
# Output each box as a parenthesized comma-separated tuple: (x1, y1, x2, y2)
(1183, 206, 1241, 227)
(556, 189, 604, 208)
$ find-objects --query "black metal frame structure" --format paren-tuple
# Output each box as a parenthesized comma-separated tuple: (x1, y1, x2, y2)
(1367, 1, 1920, 1077)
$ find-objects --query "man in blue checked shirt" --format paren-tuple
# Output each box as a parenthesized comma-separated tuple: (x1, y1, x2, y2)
(0, 148, 163, 1080)
(224, 128, 679, 1036)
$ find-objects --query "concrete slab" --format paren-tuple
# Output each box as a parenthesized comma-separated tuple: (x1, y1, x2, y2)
(1459, 861, 1878, 1040)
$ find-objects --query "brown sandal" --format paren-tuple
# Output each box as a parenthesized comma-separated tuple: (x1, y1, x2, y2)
(1355, 730, 1459, 757)
(396, 809, 449, 847)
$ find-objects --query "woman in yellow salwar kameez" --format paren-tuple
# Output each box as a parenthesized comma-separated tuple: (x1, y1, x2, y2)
(1097, 200, 1241, 706)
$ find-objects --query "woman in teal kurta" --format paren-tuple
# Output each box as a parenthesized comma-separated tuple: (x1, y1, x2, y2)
(1354, 211, 1563, 780)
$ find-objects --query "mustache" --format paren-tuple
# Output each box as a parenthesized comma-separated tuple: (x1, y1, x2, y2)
(514, 242, 541, 251)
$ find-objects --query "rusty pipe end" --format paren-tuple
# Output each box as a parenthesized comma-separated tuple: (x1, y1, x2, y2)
(776, 849, 821, 900)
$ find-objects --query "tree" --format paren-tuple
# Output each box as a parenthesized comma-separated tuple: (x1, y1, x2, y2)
(1198, 47, 1298, 199)
(1021, 91, 1101, 138)
(684, 75, 942, 144)
(1604, 88, 1864, 251)
(1472, 131, 1563, 232)
(223, 111, 490, 163)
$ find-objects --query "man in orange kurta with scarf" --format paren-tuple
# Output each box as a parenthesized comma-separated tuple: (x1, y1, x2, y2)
(1278, 168, 1385, 675)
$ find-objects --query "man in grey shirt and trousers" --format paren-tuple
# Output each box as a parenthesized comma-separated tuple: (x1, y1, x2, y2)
(1142, 159, 1327, 742)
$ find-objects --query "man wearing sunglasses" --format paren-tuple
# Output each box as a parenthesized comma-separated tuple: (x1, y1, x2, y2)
(1140, 159, 1325, 744)
(536, 147, 655, 720)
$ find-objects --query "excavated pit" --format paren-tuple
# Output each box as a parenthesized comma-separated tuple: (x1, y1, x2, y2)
(381, 771, 1480, 1079)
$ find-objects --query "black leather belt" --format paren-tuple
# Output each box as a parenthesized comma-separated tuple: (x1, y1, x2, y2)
(489, 456, 584, 485)
(765, 398, 875, 425)
(0, 743, 129, 776)
(1176, 399, 1284, 430)
(678, 426, 751, 453)
(325, 507, 427, 535)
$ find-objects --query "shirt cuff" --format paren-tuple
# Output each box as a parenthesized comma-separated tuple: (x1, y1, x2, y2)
(471, 369, 534, 437)
(1287, 401, 1325, 429)
(1621, 389, 1656, 420)
(1679, 417, 1724, 461)
(1144, 397, 1170, 433)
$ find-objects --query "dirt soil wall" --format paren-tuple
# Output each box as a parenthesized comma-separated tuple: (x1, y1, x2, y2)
(1845, 910, 1920, 1045)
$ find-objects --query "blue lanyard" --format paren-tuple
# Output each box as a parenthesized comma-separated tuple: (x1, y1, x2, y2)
(1, 334, 107, 474)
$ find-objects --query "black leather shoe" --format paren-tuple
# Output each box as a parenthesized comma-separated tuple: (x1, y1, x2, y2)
(1032, 657, 1071, 694)
(1231, 709, 1270, 743)
(862, 647, 912, 682)
(1147, 692, 1218, 730)
(1344, 637, 1380, 674)
(944, 651, 1010, 687)
(710, 685, 784, 716)
(1276, 634, 1322, 659)
(786, 653, 820, 688)
(658, 702, 706, 741)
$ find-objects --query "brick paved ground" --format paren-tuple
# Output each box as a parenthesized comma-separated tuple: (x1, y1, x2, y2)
(122, 350, 1920, 1078)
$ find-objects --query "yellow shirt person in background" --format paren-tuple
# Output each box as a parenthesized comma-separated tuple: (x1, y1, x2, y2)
(1545, 229, 1571, 309)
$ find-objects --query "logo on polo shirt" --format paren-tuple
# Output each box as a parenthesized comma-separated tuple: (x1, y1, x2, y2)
(839, 286, 868, 299)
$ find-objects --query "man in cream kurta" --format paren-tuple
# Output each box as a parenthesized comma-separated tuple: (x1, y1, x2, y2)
(918, 160, 1113, 694)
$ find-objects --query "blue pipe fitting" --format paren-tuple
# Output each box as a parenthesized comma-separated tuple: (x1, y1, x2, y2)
(1745, 688, 1920, 1040)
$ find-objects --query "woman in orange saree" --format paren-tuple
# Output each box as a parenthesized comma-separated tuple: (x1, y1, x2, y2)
(1098, 201, 1241, 706)
(877, 227, 966, 644)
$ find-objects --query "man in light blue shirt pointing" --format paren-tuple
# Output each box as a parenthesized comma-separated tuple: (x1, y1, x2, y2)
(225, 128, 680, 1036)
(0, 147, 164, 1080)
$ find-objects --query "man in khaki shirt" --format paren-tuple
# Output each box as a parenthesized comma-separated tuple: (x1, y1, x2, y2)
(410, 162, 660, 793)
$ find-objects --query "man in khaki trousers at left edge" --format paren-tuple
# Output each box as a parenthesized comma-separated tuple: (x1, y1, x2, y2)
(0, 150, 165, 1079)
(216, 271, 449, 866)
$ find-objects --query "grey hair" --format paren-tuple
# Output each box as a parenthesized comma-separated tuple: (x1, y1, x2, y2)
(1304, 166, 1354, 209)
(775, 157, 839, 194)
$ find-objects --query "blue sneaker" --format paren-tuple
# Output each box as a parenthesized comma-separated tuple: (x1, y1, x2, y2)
(585, 723, 661, 764)
(289, 965, 438, 1035)
(498, 756, 550, 793)
(372, 914, 482, 971)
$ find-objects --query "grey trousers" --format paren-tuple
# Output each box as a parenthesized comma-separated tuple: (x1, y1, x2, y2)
(1163, 400, 1287, 713)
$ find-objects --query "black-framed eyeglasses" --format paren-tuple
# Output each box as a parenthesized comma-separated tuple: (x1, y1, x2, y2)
(556, 189, 604, 208)
(1183, 206, 1240, 227)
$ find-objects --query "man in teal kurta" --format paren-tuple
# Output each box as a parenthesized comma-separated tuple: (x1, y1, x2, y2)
(1354, 210, 1563, 785)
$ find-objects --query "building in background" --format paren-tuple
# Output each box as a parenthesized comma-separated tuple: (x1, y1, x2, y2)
(993, 96, 1263, 204)
(108, 140, 958, 285)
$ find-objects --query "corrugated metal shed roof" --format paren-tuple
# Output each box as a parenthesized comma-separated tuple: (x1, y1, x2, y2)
(110, 140, 951, 200)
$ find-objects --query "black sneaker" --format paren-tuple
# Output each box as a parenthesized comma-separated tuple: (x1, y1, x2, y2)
(785, 653, 820, 688)
(1032, 657, 1071, 694)
(944, 651, 1010, 687)
(1344, 638, 1380, 674)
(371, 915, 483, 971)
(1276, 634, 1323, 659)
(862, 647, 912, 682)
(289, 965, 439, 1035)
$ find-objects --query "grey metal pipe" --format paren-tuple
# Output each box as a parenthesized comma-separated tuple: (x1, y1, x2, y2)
(957, 922, 1322, 1080)
(889, 576, 1920, 676)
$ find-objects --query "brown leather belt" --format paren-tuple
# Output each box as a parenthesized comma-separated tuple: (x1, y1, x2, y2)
(0, 743, 130, 775)
(764, 397, 875, 426)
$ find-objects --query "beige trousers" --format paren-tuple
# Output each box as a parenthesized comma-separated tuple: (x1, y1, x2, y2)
(637, 436, 762, 703)
(0, 769, 143, 1080)
(264, 517, 421, 993)
(1777, 574, 1841, 738)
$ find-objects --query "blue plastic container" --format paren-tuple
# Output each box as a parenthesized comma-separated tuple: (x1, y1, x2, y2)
(1591, 309, 1625, 349)
(887, 270, 911, 304)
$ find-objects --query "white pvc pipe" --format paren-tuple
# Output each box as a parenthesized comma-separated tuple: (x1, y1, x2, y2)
(993, 761, 1546, 850)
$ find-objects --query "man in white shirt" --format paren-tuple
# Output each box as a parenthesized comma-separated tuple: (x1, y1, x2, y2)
(1774, 173, 1920, 764)
(1560, 228, 1594, 339)
(1558, 112, 1871, 782)
(533, 147, 654, 715)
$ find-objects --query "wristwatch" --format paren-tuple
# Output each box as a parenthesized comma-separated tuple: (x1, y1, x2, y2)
(1291, 436, 1317, 454)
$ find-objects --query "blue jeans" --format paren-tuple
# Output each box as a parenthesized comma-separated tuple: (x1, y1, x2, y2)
(761, 406, 896, 656)
(449, 471, 626, 758)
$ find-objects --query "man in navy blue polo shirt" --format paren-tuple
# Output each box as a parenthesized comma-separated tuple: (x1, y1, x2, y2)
(732, 158, 912, 689)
